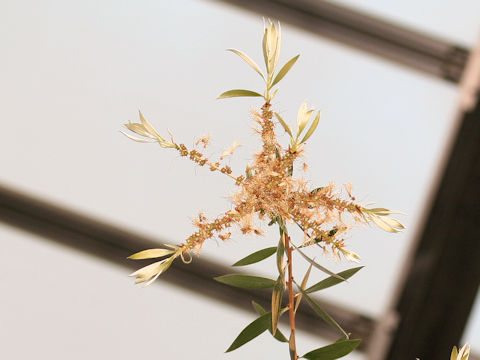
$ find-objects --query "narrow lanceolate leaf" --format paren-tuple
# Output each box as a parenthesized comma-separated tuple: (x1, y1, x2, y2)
(271, 274, 285, 335)
(277, 216, 288, 235)
(270, 88, 279, 101)
(289, 332, 297, 360)
(271, 54, 300, 87)
(228, 48, 266, 82)
(371, 216, 399, 233)
(381, 216, 405, 229)
(366, 207, 392, 215)
(295, 262, 313, 313)
(301, 291, 348, 339)
(302, 339, 361, 360)
(292, 243, 345, 281)
(128, 248, 176, 260)
(120, 131, 155, 143)
(124, 122, 150, 137)
(226, 313, 271, 352)
(251, 302, 288, 342)
(277, 234, 286, 274)
(232, 247, 277, 266)
(305, 266, 364, 294)
(214, 274, 276, 289)
(138, 110, 161, 139)
(217, 89, 263, 99)
(300, 110, 321, 144)
(275, 112, 293, 138)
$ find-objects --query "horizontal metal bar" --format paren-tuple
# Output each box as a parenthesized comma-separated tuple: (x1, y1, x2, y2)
(217, 0, 469, 83)
(0, 183, 374, 349)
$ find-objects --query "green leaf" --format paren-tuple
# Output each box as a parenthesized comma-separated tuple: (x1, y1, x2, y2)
(227, 48, 266, 82)
(305, 267, 363, 294)
(310, 187, 325, 195)
(301, 291, 348, 338)
(276, 234, 286, 274)
(300, 110, 321, 144)
(302, 339, 361, 359)
(271, 54, 300, 87)
(292, 243, 345, 281)
(214, 274, 276, 289)
(217, 89, 263, 99)
(232, 247, 277, 266)
(226, 313, 271, 352)
(271, 274, 285, 335)
(251, 302, 288, 342)
(128, 248, 175, 260)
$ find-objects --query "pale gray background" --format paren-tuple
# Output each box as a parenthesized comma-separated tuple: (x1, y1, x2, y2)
(1, 0, 479, 358)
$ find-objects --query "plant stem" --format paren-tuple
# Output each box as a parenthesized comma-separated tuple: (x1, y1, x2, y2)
(285, 233, 298, 360)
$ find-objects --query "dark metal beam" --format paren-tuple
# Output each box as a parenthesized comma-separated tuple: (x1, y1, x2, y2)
(383, 70, 480, 358)
(216, 0, 469, 83)
(0, 184, 373, 349)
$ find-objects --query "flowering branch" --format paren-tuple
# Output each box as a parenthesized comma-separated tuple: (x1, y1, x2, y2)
(123, 20, 407, 359)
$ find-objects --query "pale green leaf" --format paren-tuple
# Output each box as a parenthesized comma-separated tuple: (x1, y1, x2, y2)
(262, 24, 268, 72)
(271, 274, 285, 335)
(251, 301, 288, 342)
(129, 256, 175, 287)
(129, 261, 163, 281)
(302, 339, 361, 359)
(453, 344, 471, 360)
(214, 274, 276, 289)
(301, 291, 348, 338)
(217, 89, 263, 99)
(128, 248, 175, 260)
(371, 216, 398, 233)
(277, 233, 286, 274)
(300, 111, 321, 144)
(452, 347, 459, 360)
(292, 243, 345, 281)
(366, 207, 391, 214)
(275, 112, 293, 138)
(296, 102, 314, 137)
(226, 313, 271, 352)
(120, 131, 155, 143)
(270, 88, 279, 101)
(289, 332, 296, 360)
(124, 122, 151, 137)
(273, 22, 282, 74)
(142, 256, 175, 287)
(381, 217, 405, 229)
(295, 262, 313, 313)
(138, 110, 161, 139)
(271, 54, 299, 87)
(305, 267, 363, 293)
(228, 48, 266, 82)
(232, 247, 277, 266)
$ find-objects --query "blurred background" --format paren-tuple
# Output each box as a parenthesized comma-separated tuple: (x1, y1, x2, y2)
(1, 0, 479, 359)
